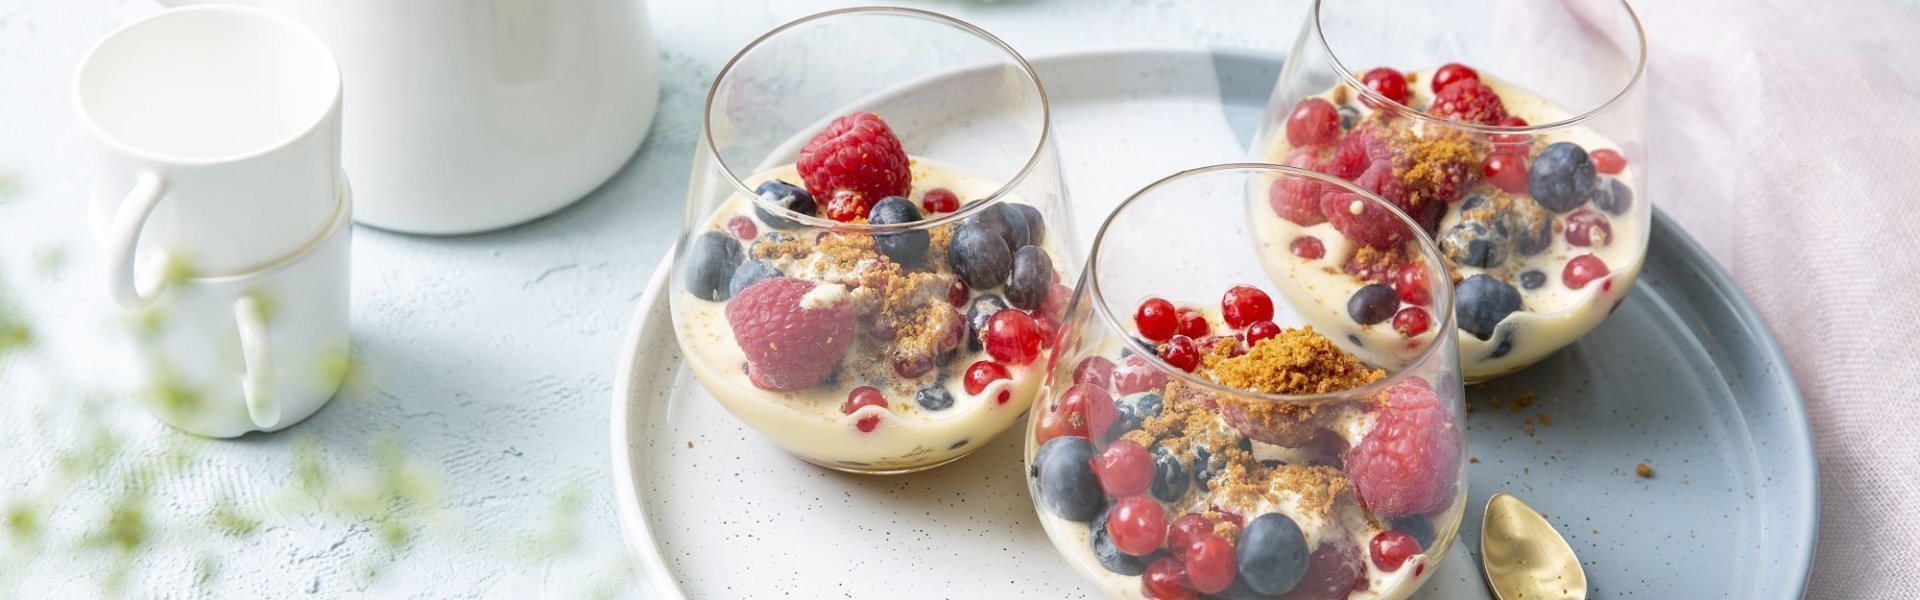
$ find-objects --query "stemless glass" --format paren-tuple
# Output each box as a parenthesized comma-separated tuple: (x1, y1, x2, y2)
(1253, 0, 1648, 380)
(671, 7, 1073, 475)
(1026, 165, 1465, 600)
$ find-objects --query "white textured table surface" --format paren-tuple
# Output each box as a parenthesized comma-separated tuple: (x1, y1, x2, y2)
(2, 0, 1916, 598)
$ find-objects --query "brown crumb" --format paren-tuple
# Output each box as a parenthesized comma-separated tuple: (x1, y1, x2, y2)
(1390, 128, 1478, 209)
(1636, 462, 1654, 478)
(1331, 84, 1349, 105)
(1469, 456, 1480, 464)
(1537, 413, 1551, 426)
(687, 441, 694, 449)
(1204, 327, 1383, 395)
(1509, 393, 1535, 412)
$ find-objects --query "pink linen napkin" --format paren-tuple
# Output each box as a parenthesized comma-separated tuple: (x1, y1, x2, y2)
(1633, 0, 1920, 596)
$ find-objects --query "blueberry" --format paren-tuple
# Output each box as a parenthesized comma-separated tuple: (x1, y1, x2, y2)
(1490, 333, 1515, 359)
(1456, 274, 1521, 341)
(915, 386, 954, 411)
(728, 260, 783, 296)
(1005, 246, 1053, 310)
(1092, 504, 1154, 575)
(1347, 283, 1399, 325)
(1192, 436, 1251, 492)
(1338, 106, 1359, 130)
(753, 180, 817, 229)
(1149, 443, 1187, 502)
(1034, 436, 1104, 522)
(1593, 178, 1632, 215)
(947, 223, 1012, 290)
(1104, 392, 1165, 442)
(1441, 221, 1510, 269)
(1461, 194, 1492, 212)
(1388, 514, 1436, 549)
(964, 202, 1020, 250)
(1519, 270, 1547, 290)
(965, 295, 1008, 353)
(682, 231, 744, 301)
(1510, 201, 1555, 256)
(1004, 203, 1046, 248)
(868, 196, 930, 266)
(1528, 142, 1598, 213)
(1237, 513, 1310, 595)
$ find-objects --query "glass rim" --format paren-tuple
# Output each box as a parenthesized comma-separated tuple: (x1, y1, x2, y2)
(1083, 162, 1458, 405)
(700, 6, 1053, 234)
(1310, 0, 1648, 134)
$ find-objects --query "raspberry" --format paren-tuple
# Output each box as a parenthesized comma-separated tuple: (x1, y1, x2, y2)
(1321, 190, 1413, 249)
(797, 113, 911, 221)
(1360, 67, 1409, 107)
(1285, 98, 1341, 147)
(1429, 62, 1479, 93)
(1221, 285, 1275, 329)
(1269, 150, 1330, 226)
(726, 278, 858, 391)
(1430, 79, 1508, 126)
(1343, 383, 1461, 517)
(1282, 534, 1365, 600)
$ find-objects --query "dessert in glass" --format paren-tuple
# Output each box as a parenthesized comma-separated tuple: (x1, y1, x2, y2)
(1027, 165, 1465, 599)
(671, 7, 1073, 474)
(1253, 0, 1648, 380)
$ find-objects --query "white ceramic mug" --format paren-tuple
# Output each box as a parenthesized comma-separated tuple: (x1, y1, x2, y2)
(135, 182, 352, 438)
(160, 0, 660, 234)
(75, 5, 344, 308)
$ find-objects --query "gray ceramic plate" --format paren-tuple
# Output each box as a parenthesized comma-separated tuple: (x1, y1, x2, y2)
(611, 48, 1817, 598)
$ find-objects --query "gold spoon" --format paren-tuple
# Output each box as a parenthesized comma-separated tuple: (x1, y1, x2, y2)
(1480, 493, 1588, 600)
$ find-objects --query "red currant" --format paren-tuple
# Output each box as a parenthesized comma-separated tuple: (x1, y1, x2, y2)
(1108, 496, 1169, 556)
(946, 279, 969, 307)
(1034, 385, 1088, 444)
(1393, 262, 1432, 306)
(963, 360, 1010, 396)
(984, 310, 1043, 365)
(1221, 285, 1275, 329)
(1167, 513, 1214, 558)
(842, 386, 888, 433)
(1392, 306, 1431, 337)
(1072, 356, 1116, 389)
(1370, 530, 1421, 571)
(1285, 98, 1341, 147)
(1290, 236, 1326, 260)
(892, 355, 934, 379)
(1112, 356, 1168, 395)
(1591, 148, 1627, 175)
(1160, 335, 1201, 372)
(1360, 67, 1409, 107)
(1565, 209, 1613, 247)
(1076, 383, 1119, 445)
(1035, 314, 1061, 349)
(1041, 283, 1073, 318)
(1094, 439, 1155, 497)
(1244, 321, 1282, 347)
(1175, 308, 1210, 338)
(1491, 115, 1531, 149)
(1142, 556, 1197, 600)
(1184, 534, 1238, 594)
(1564, 254, 1611, 290)
(1135, 297, 1179, 342)
(1430, 62, 1479, 93)
(921, 187, 959, 213)
(1483, 152, 1529, 195)
(725, 215, 757, 240)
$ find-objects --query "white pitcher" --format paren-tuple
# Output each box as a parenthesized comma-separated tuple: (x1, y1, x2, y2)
(160, 0, 660, 234)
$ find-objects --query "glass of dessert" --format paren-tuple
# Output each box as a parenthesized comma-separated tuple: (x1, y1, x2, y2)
(1027, 164, 1465, 600)
(1253, 0, 1648, 380)
(671, 7, 1072, 474)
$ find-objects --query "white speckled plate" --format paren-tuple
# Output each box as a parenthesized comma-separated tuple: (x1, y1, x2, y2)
(611, 48, 1816, 599)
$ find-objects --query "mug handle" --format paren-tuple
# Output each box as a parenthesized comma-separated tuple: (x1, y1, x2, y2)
(104, 171, 173, 309)
(234, 295, 280, 430)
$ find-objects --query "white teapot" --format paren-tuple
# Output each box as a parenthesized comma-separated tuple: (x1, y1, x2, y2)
(160, 0, 660, 234)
